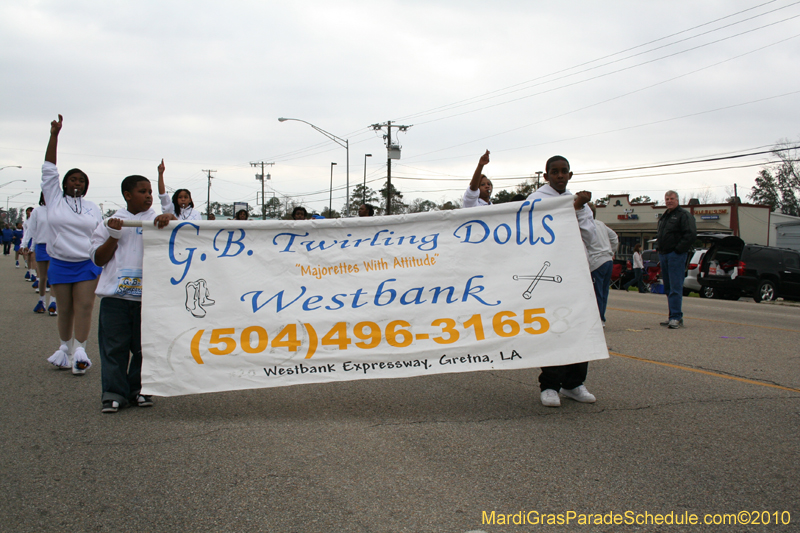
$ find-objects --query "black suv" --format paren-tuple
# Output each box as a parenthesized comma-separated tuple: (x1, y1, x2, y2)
(698, 235, 800, 302)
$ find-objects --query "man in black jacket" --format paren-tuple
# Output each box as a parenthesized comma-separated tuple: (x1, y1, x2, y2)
(657, 190, 697, 328)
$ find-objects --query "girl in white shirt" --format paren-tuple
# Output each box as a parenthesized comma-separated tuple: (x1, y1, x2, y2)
(463, 150, 493, 208)
(26, 194, 57, 315)
(42, 115, 103, 375)
(157, 160, 202, 220)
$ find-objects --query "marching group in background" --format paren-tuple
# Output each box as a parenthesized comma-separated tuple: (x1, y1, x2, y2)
(4, 114, 695, 415)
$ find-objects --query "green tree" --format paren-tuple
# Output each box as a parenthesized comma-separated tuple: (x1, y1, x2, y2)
(379, 181, 407, 214)
(407, 198, 437, 213)
(630, 195, 654, 204)
(343, 184, 380, 216)
(320, 207, 341, 218)
(594, 195, 610, 207)
(2, 207, 21, 224)
(749, 141, 800, 216)
(491, 178, 537, 204)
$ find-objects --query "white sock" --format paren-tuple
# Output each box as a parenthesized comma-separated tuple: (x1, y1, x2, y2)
(60, 339, 70, 353)
(39, 296, 44, 303)
(73, 339, 87, 351)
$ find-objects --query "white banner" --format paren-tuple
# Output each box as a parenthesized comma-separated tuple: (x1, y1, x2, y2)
(141, 196, 608, 397)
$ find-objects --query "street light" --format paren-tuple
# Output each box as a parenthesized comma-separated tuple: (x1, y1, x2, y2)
(363, 154, 372, 205)
(5, 191, 34, 218)
(279, 117, 350, 216)
(329, 162, 337, 217)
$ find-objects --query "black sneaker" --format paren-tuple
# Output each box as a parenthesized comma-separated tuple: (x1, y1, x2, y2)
(135, 395, 153, 407)
(102, 400, 120, 413)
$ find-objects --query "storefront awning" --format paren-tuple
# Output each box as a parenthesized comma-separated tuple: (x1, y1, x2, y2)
(606, 221, 733, 233)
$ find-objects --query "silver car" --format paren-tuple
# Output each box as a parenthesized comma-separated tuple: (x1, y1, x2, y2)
(683, 249, 707, 296)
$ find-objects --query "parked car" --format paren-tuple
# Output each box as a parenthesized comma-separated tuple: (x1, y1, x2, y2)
(683, 249, 706, 296)
(698, 235, 800, 302)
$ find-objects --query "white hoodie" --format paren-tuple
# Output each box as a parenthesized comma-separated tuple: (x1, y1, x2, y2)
(41, 162, 102, 262)
(527, 183, 597, 253)
(23, 205, 53, 249)
(159, 193, 202, 220)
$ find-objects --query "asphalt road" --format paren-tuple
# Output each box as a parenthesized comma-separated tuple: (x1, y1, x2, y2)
(1, 255, 798, 533)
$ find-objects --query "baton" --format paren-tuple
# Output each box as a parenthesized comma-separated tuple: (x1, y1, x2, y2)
(520, 261, 549, 299)
(513, 275, 562, 283)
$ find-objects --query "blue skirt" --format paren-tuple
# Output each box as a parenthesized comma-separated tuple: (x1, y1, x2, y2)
(48, 258, 102, 285)
(35, 243, 51, 262)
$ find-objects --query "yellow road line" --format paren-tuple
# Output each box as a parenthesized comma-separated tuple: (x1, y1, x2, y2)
(610, 351, 800, 393)
(607, 307, 800, 333)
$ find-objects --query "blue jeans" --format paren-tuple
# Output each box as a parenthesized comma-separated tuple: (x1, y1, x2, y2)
(622, 267, 646, 292)
(98, 297, 143, 406)
(591, 260, 613, 322)
(659, 251, 687, 320)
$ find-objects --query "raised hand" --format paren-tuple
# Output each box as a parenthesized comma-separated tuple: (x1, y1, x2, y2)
(50, 114, 63, 136)
(158, 159, 165, 176)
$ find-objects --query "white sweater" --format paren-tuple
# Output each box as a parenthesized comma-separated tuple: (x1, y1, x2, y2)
(23, 205, 53, 249)
(462, 187, 491, 208)
(526, 183, 597, 252)
(586, 219, 618, 272)
(41, 162, 102, 262)
(90, 208, 157, 300)
(159, 193, 202, 220)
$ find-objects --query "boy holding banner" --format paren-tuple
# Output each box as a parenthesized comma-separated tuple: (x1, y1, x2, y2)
(527, 155, 598, 408)
(90, 171, 175, 413)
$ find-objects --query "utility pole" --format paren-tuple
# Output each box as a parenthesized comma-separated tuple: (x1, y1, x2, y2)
(371, 121, 411, 215)
(534, 171, 543, 190)
(203, 169, 216, 218)
(251, 161, 274, 220)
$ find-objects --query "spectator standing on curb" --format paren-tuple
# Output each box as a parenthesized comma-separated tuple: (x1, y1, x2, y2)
(656, 190, 697, 329)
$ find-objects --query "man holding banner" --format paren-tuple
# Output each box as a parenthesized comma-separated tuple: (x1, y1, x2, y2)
(527, 155, 599, 408)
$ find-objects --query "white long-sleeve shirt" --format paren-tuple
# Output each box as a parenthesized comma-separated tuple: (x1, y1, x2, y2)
(41, 162, 102, 262)
(90, 208, 158, 300)
(586, 219, 618, 272)
(526, 183, 597, 253)
(23, 205, 53, 249)
(462, 187, 491, 208)
(159, 193, 202, 220)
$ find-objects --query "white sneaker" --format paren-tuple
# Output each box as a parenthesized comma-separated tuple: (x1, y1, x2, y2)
(47, 347, 71, 369)
(540, 389, 561, 407)
(72, 347, 92, 375)
(560, 385, 596, 403)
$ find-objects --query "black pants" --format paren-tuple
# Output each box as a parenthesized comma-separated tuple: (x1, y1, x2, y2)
(539, 362, 589, 392)
(98, 297, 143, 406)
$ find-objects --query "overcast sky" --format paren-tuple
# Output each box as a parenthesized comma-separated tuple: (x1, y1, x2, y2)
(2, 0, 799, 216)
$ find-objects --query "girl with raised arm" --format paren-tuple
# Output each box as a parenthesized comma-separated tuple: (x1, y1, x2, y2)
(157, 160, 202, 220)
(42, 115, 103, 374)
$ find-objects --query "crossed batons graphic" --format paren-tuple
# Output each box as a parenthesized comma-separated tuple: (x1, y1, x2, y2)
(513, 261, 562, 299)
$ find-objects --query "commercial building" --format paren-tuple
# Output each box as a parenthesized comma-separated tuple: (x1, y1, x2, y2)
(596, 194, 774, 258)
